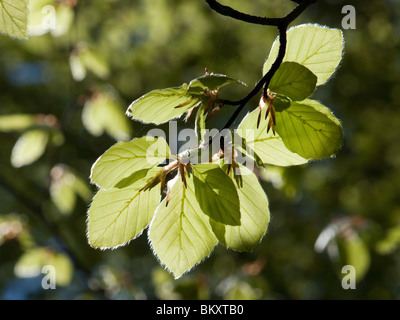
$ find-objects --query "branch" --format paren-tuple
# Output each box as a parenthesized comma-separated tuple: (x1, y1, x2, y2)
(0, 171, 107, 297)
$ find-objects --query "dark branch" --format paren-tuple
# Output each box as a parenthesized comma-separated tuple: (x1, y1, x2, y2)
(204, 0, 281, 26)
(221, 25, 287, 131)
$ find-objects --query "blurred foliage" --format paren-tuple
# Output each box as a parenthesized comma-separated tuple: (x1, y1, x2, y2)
(0, 0, 399, 299)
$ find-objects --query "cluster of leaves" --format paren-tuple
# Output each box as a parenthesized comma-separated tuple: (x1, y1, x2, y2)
(0, 0, 74, 39)
(87, 24, 344, 278)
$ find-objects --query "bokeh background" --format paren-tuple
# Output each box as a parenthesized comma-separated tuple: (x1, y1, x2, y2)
(0, 0, 399, 299)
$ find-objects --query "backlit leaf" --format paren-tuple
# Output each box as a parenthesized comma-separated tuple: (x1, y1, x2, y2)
(82, 91, 132, 141)
(11, 129, 49, 168)
(275, 99, 343, 159)
(269, 62, 317, 101)
(264, 24, 344, 85)
(0, 0, 28, 39)
(88, 168, 161, 249)
(0, 114, 35, 132)
(149, 176, 218, 278)
(91, 136, 170, 189)
(338, 235, 370, 282)
(188, 73, 245, 94)
(15, 247, 73, 286)
(237, 107, 308, 166)
(50, 165, 92, 215)
(127, 85, 202, 125)
(192, 163, 240, 226)
(212, 163, 270, 252)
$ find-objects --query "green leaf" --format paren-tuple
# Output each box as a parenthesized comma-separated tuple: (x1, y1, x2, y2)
(376, 225, 400, 255)
(69, 43, 110, 81)
(50, 252, 74, 287)
(237, 107, 308, 167)
(127, 85, 202, 125)
(188, 73, 245, 94)
(127, 74, 245, 125)
(338, 235, 371, 282)
(263, 24, 344, 86)
(50, 4, 74, 37)
(91, 136, 170, 189)
(212, 164, 270, 252)
(269, 62, 317, 101)
(195, 104, 207, 145)
(50, 175, 77, 215)
(88, 168, 161, 249)
(149, 175, 218, 278)
(28, 0, 73, 37)
(192, 164, 240, 226)
(0, 114, 35, 132)
(27, 0, 55, 35)
(275, 99, 343, 159)
(0, 0, 28, 39)
(82, 91, 132, 141)
(11, 129, 49, 168)
(15, 248, 48, 278)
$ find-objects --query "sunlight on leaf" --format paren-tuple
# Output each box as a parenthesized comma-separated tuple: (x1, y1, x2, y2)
(212, 163, 270, 252)
(237, 107, 308, 166)
(275, 99, 343, 159)
(269, 62, 317, 101)
(0, 0, 28, 39)
(127, 85, 202, 125)
(88, 168, 161, 249)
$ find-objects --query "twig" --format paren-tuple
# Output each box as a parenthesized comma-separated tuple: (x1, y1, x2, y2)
(203, 0, 316, 148)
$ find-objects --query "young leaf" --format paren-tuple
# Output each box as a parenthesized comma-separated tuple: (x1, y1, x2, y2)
(149, 176, 218, 278)
(376, 225, 400, 255)
(127, 85, 202, 125)
(275, 99, 343, 159)
(0, 0, 28, 39)
(338, 235, 371, 282)
(50, 165, 92, 215)
(264, 24, 344, 85)
(14, 247, 73, 286)
(82, 92, 132, 141)
(195, 104, 207, 145)
(49, 252, 74, 287)
(269, 62, 317, 101)
(91, 136, 170, 189)
(187, 73, 245, 94)
(191, 164, 240, 226)
(88, 168, 161, 249)
(28, 0, 74, 37)
(237, 108, 308, 167)
(212, 164, 270, 252)
(11, 129, 49, 168)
